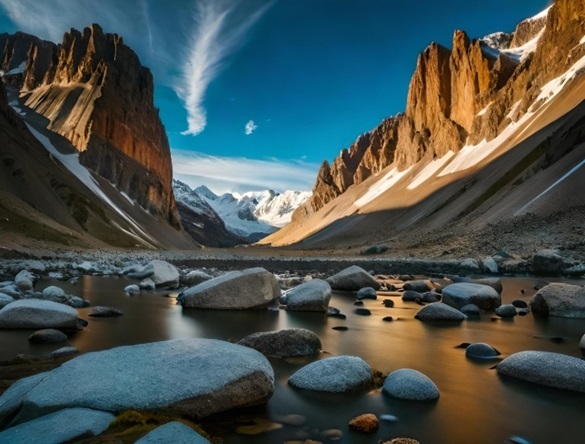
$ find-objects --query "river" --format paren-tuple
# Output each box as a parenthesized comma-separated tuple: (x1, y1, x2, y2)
(1, 275, 584, 443)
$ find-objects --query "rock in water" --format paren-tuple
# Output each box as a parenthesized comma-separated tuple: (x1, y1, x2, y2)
(495, 304, 517, 318)
(281, 279, 332, 312)
(237, 329, 321, 357)
(531, 283, 585, 318)
(465, 343, 500, 359)
(14, 270, 34, 291)
(441, 283, 501, 310)
(326, 266, 380, 291)
(383, 368, 440, 401)
(414, 303, 467, 322)
(88, 306, 123, 317)
(0, 408, 115, 443)
(0, 338, 274, 424)
(357, 287, 377, 300)
(28, 329, 68, 344)
(0, 299, 78, 329)
(145, 260, 180, 288)
(497, 351, 585, 392)
(348, 413, 379, 433)
(288, 356, 373, 393)
(178, 268, 281, 309)
(136, 421, 210, 444)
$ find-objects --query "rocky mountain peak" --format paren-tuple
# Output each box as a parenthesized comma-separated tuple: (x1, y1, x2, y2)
(299, 1, 581, 219)
(2, 24, 181, 229)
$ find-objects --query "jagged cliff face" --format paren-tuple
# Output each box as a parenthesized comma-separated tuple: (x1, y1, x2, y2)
(2, 25, 180, 228)
(304, 0, 582, 217)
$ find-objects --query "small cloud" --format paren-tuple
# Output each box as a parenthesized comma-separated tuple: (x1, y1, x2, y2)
(244, 119, 258, 135)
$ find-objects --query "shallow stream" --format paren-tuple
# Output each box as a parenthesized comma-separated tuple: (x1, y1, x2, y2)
(1, 275, 584, 443)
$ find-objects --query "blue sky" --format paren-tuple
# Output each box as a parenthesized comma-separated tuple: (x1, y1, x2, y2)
(0, 0, 550, 193)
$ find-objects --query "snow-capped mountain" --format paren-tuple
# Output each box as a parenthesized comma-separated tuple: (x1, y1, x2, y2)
(174, 184, 310, 241)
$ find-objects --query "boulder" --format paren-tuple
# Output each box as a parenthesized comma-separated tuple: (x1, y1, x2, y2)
(531, 283, 585, 318)
(88, 306, 123, 317)
(282, 279, 331, 312)
(67, 297, 88, 308)
(402, 290, 422, 302)
(28, 329, 68, 344)
(580, 334, 585, 350)
(41, 286, 67, 303)
(421, 292, 440, 303)
(495, 304, 517, 318)
(357, 287, 377, 300)
(139, 278, 156, 290)
(136, 421, 210, 444)
(497, 351, 585, 392)
(326, 266, 380, 291)
(441, 283, 501, 310)
(460, 258, 480, 272)
(288, 355, 373, 393)
(124, 284, 140, 295)
(532, 249, 571, 276)
(0, 408, 115, 443)
(415, 303, 467, 322)
(180, 270, 212, 287)
(0, 299, 78, 329)
(0, 339, 274, 424)
(237, 329, 321, 357)
(178, 268, 281, 310)
(403, 280, 431, 293)
(147, 260, 180, 288)
(465, 343, 500, 359)
(383, 368, 440, 401)
(0, 293, 14, 309)
(455, 277, 503, 294)
(481, 256, 499, 274)
(348, 413, 379, 433)
(14, 270, 34, 291)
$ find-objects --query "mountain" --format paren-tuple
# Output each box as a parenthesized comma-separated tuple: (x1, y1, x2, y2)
(0, 25, 200, 249)
(261, 0, 585, 254)
(173, 184, 310, 242)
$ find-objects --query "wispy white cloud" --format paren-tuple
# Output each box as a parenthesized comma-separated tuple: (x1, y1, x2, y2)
(172, 149, 319, 194)
(244, 119, 258, 135)
(177, 0, 271, 136)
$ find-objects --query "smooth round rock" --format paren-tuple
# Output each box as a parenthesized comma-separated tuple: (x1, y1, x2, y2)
(402, 290, 422, 302)
(28, 329, 68, 344)
(0, 293, 15, 309)
(357, 287, 377, 300)
(354, 308, 371, 316)
(403, 280, 431, 293)
(415, 303, 467, 322)
(497, 351, 585, 392)
(460, 304, 481, 316)
(237, 329, 321, 357)
(124, 284, 140, 295)
(512, 299, 528, 308)
(383, 368, 439, 401)
(88, 306, 124, 317)
(282, 279, 332, 312)
(580, 334, 585, 350)
(326, 266, 380, 291)
(531, 283, 585, 318)
(288, 355, 373, 393)
(441, 283, 501, 310)
(136, 421, 210, 444)
(0, 299, 78, 329)
(41, 286, 67, 303)
(495, 304, 517, 318)
(383, 299, 394, 308)
(465, 343, 500, 359)
(51, 346, 79, 359)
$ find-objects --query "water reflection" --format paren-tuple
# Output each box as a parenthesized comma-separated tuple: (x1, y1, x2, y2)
(0, 275, 584, 443)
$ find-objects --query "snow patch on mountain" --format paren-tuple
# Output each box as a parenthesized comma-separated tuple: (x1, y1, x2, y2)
(175, 183, 310, 240)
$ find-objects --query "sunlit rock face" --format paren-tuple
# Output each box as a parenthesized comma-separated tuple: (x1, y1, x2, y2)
(2, 24, 180, 228)
(299, 0, 585, 218)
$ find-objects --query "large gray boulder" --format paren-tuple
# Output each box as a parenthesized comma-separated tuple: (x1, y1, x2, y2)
(531, 283, 585, 318)
(136, 421, 210, 444)
(147, 260, 180, 288)
(0, 338, 274, 424)
(0, 299, 78, 329)
(237, 329, 321, 357)
(497, 351, 585, 392)
(41, 286, 67, 303)
(0, 408, 115, 444)
(441, 283, 501, 310)
(178, 268, 281, 309)
(532, 249, 571, 276)
(326, 266, 380, 291)
(282, 279, 331, 312)
(383, 369, 440, 401)
(414, 303, 467, 322)
(288, 356, 373, 393)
